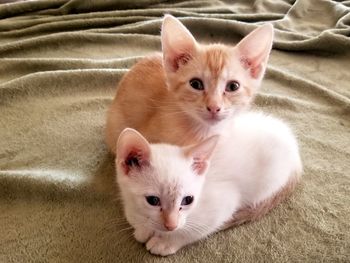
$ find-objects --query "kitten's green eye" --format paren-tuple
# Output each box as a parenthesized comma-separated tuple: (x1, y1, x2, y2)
(146, 196, 161, 206)
(225, 81, 240, 92)
(189, 78, 204, 91)
(181, 196, 194, 206)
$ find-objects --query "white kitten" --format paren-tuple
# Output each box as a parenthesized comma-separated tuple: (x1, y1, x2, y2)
(115, 112, 302, 256)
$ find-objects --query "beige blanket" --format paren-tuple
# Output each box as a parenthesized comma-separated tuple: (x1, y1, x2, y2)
(0, 0, 349, 262)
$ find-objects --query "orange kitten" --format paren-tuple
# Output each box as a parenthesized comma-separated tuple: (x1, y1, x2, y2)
(105, 15, 273, 153)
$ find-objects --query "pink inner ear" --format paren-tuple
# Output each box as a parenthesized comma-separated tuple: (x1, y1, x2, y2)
(240, 56, 263, 79)
(123, 152, 138, 173)
(121, 162, 130, 175)
(121, 149, 149, 175)
(170, 52, 192, 72)
(192, 158, 207, 175)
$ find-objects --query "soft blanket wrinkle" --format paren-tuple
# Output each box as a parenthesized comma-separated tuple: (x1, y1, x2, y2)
(0, 0, 349, 262)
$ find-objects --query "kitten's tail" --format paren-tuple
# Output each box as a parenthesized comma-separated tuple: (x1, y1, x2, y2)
(221, 169, 302, 229)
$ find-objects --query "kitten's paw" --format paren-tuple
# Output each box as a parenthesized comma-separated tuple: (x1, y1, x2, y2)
(134, 228, 153, 243)
(146, 236, 179, 256)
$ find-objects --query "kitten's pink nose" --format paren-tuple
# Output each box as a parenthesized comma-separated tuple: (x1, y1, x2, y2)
(164, 222, 177, 231)
(162, 210, 178, 231)
(206, 105, 221, 113)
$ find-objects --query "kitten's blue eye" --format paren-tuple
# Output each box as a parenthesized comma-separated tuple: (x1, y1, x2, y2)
(190, 78, 204, 90)
(225, 81, 240, 92)
(146, 196, 161, 206)
(181, 196, 194, 206)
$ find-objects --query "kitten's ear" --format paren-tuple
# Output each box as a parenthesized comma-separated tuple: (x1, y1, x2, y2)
(116, 128, 151, 175)
(161, 14, 197, 72)
(184, 135, 219, 176)
(237, 23, 274, 80)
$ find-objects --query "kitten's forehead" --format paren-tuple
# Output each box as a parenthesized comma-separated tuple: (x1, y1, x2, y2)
(150, 144, 190, 177)
(161, 181, 182, 207)
(149, 144, 197, 188)
(203, 44, 230, 80)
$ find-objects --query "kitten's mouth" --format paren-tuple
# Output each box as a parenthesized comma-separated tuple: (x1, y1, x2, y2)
(203, 114, 225, 125)
(156, 226, 179, 233)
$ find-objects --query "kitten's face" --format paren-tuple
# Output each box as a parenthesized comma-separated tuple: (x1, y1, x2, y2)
(118, 149, 205, 232)
(161, 15, 273, 127)
(167, 45, 255, 126)
(116, 129, 218, 233)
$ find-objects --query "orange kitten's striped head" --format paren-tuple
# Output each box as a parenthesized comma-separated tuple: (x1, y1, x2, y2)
(161, 15, 273, 126)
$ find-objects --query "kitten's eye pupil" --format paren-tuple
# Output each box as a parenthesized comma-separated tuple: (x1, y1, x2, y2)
(181, 195, 194, 206)
(146, 196, 161, 206)
(189, 78, 204, 90)
(226, 81, 240, 92)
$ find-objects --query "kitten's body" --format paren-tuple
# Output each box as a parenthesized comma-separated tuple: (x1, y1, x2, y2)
(116, 112, 302, 256)
(106, 16, 274, 153)
(106, 54, 218, 148)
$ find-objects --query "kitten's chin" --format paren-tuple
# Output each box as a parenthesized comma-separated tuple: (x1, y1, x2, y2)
(204, 117, 224, 125)
(202, 115, 227, 126)
(161, 228, 179, 233)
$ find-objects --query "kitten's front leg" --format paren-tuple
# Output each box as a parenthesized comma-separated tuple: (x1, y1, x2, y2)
(146, 233, 182, 256)
(146, 229, 201, 256)
(133, 227, 154, 243)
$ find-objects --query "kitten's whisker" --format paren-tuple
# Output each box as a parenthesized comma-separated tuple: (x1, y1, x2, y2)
(186, 221, 213, 235)
(115, 226, 134, 235)
(97, 218, 131, 234)
(158, 111, 191, 117)
(115, 232, 135, 245)
(185, 224, 205, 236)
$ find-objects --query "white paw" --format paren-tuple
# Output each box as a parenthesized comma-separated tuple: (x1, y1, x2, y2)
(134, 228, 153, 243)
(146, 235, 179, 256)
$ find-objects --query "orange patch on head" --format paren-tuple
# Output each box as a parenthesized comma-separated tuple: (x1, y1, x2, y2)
(204, 45, 229, 79)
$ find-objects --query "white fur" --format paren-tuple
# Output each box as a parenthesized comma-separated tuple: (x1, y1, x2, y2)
(116, 112, 302, 256)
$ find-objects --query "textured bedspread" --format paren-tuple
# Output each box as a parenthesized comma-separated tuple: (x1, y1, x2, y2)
(0, 0, 349, 262)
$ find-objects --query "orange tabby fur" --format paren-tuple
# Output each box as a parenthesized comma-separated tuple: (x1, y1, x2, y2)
(105, 16, 273, 153)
